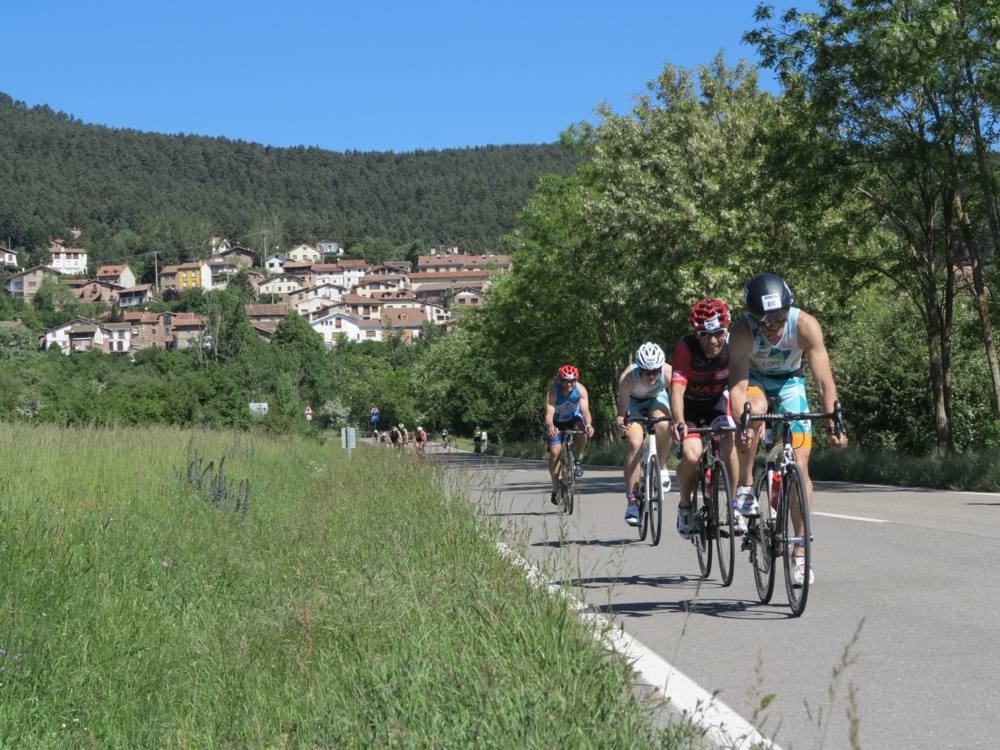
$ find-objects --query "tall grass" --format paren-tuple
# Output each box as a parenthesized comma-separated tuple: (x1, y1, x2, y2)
(810, 444, 1000, 490)
(0, 424, 689, 748)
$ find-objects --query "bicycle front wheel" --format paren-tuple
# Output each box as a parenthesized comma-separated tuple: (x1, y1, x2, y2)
(751, 470, 776, 603)
(781, 462, 811, 617)
(560, 448, 575, 516)
(647, 458, 662, 545)
(693, 473, 712, 578)
(712, 459, 735, 587)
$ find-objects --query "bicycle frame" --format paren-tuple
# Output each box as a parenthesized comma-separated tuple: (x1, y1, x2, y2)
(556, 429, 583, 514)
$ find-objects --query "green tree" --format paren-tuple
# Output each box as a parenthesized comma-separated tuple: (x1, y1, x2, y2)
(747, 0, 1000, 451)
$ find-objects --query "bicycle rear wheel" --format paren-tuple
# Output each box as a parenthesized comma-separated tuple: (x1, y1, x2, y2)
(712, 459, 735, 587)
(647, 458, 662, 545)
(693, 473, 712, 578)
(751, 470, 775, 603)
(781, 463, 811, 616)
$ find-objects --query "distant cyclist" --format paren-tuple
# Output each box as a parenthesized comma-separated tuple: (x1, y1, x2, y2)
(440, 427, 451, 451)
(398, 423, 409, 446)
(729, 273, 848, 586)
(388, 424, 403, 449)
(473, 426, 488, 455)
(414, 425, 427, 455)
(616, 342, 673, 527)
(544, 364, 596, 504)
(369, 403, 381, 434)
(671, 299, 738, 539)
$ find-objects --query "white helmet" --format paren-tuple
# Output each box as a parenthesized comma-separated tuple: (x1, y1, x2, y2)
(417, 426, 423, 431)
(634, 342, 665, 370)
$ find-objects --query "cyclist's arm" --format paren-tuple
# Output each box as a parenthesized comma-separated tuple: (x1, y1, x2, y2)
(670, 339, 690, 430)
(577, 384, 595, 437)
(544, 387, 558, 437)
(616, 366, 634, 432)
(727, 319, 754, 420)
(798, 311, 848, 449)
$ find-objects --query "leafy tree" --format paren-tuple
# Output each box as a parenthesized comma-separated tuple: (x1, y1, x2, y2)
(747, 0, 1000, 451)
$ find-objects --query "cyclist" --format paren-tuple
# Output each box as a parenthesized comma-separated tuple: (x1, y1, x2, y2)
(369, 403, 380, 435)
(414, 425, 427, 455)
(388, 424, 403, 449)
(729, 273, 849, 586)
(473, 426, 488, 455)
(440, 427, 450, 451)
(671, 299, 739, 539)
(616, 342, 673, 527)
(398, 423, 409, 446)
(544, 364, 596, 504)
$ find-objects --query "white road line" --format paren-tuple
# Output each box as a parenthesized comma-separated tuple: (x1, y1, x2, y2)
(813, 511, 889, 524)
(495, 541, 778, 750)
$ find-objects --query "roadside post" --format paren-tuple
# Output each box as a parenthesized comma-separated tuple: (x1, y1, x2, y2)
(304, 404, 314, 422)
(341, 426, 357, 458)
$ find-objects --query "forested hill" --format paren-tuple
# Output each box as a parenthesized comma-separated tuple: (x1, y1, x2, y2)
(0, 93, 581, 256)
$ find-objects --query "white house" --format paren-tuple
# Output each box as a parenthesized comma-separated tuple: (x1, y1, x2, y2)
(2, 248, 17, 267)
(41, 318, 109, 354)
(48, 242, 87, 275)
(310, 311, 366, 346)
(96, 264, 136, 288)
(317, 240, 344, 257)
(257, 274, 304, 296)
(287, 243, 322, 263)
(265, 255, 292, 275)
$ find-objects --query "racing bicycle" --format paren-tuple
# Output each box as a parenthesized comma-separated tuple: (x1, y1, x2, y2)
(554, 429, 583, 515)
(679, 423, 737, 586)
(625, 412, 672, 545)
(740, 400, 845, 617)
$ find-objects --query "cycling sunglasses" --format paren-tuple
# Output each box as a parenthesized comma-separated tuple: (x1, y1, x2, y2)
(697, 329, 728, 339)
(756, 310, 789, 327)
(639, 367, 660, 377)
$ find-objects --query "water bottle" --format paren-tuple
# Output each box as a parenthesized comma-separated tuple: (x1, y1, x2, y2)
(770, 470, 781, 511)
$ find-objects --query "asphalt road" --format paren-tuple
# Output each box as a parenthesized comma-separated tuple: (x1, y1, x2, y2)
(437, 448, 1000, 750)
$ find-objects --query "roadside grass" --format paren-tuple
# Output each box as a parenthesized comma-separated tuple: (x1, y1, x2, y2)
(810, 444, 1000, 491)
(0, 423, 692, 748)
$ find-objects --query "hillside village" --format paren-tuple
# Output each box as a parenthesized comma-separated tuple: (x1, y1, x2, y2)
(3, 235, 511, 355)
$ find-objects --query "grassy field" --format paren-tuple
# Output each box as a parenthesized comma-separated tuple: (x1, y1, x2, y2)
(0, 424, 695, 748)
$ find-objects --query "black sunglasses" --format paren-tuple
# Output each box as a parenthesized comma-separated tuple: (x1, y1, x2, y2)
(697, 329, 728, 339)
(639, 367, 660, 377)
(756, 310, 789, 326)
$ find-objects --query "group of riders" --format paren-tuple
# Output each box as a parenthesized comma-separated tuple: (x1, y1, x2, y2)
(544, 273, 848, 587)
(369, 404, 489, 455)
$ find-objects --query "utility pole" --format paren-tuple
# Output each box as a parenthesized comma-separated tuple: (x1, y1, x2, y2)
(153, 251, 160, 294)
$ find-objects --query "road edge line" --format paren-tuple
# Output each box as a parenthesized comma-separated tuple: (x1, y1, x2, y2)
(494, 540, 779, 750)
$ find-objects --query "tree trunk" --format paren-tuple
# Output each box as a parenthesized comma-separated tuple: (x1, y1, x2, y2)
(952, 189, 1000, 420)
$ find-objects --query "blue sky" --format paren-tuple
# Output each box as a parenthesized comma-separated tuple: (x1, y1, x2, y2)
(4, 1, 810, 152)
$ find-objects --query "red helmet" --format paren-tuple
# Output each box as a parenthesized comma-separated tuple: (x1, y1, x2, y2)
(557, 364, 579, 382)
(690, 299, 731, 331)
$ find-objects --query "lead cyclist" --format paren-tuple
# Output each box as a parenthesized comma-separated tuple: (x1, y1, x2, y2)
(728, 273, 848, 586)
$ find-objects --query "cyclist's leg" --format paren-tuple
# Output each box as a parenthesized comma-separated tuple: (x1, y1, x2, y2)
(737, 380, 769, 488)
(624, 398, 646, 495)
(676, 402, 709, 508)
(547, 426, 565, 484)
(570, 417, 588, 462)
(649, 393, 673, 471)
(777, 376, 814, 540)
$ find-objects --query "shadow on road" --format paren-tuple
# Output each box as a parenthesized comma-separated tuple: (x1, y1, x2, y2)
(592, 598, 789, 620)
(533, 537, 638, 548)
